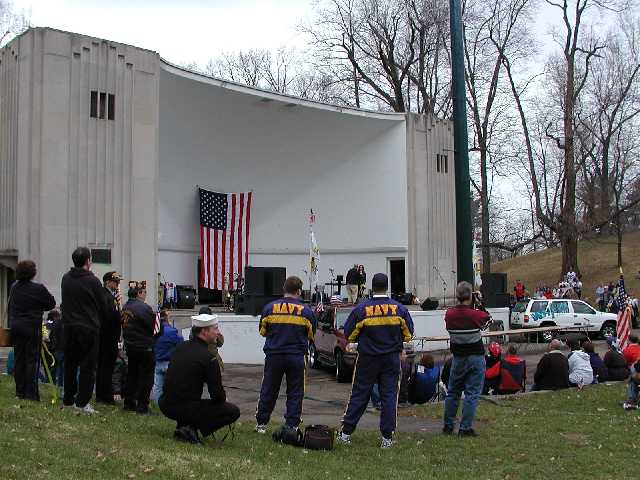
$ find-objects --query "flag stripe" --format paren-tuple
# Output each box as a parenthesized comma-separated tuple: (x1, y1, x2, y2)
(238, 193, 244, 289)
(229, 193, 236, 291)
(200, 226, 207, 289)
(245, 192, 252, 267)
(213, 229, 219, 290)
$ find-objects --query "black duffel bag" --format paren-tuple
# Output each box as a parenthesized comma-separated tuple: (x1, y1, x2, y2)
(303, 425, 334, 451)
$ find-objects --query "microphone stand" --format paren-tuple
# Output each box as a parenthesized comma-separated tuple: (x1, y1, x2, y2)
(434, 266, 447, 307)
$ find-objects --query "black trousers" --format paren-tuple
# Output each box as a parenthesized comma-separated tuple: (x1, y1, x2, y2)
(159, 398, 240, 437)
(256, 354, 305, 428)
(63, 325, 99, 407)
(95, 334, 118, 402)
(12, 332, 41, 400)
(124, 349, 155, 412)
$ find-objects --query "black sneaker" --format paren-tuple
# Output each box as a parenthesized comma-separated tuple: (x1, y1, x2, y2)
(442, 426, 454, 435)
(174, 426, 201, 444)
(458, 429, 478, 437)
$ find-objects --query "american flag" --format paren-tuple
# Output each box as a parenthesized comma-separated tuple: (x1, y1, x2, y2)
(616, 275, 632, 349)
(199, 188, 253, 290)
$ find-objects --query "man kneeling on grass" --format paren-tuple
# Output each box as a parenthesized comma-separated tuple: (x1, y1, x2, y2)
(159, 313, 240, 444)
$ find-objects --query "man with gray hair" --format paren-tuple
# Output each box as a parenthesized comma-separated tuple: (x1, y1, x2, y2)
(443, 281, 490, 437)
(532, 339, 569, 391)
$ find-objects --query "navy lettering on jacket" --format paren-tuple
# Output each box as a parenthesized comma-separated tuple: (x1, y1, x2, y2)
(343, 296, 414, 355)
(259, 297, 316, 355)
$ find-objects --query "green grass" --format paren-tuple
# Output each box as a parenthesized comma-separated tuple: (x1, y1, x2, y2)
(494, 231, 640, 304)
(1, 376, 639, 479)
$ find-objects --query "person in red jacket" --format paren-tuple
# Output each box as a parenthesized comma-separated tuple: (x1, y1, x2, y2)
(498, 346, 526, 394)
(483, 342, 501, 395)
(623, 336, 640, 367)
(514, 280, 526, 302)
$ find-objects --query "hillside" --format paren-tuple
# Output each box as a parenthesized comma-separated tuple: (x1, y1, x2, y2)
(493, 230, 640, 304)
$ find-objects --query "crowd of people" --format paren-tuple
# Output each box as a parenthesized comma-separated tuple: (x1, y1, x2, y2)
(5, 249, 640, 450)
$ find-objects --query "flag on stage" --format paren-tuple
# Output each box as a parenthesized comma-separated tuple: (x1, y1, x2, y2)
(616, 275, 631, 349)
(199, 188, 253, 290)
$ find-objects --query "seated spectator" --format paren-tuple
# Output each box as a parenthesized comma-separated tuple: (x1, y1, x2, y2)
(152, 310, 184, 402)
(532, 339, 569, 391)
(498, 346, 526, 394)
(567, 339, 593, 387)
(583, 341, 607, 383)
(483, 342, 502, 395)
(604, 337, 630, 381)
(623, 361, 640, 410)
(623, 335, 640, 367)
(409, 354, 440, 404)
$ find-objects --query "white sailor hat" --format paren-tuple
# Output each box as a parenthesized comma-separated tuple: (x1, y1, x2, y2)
(191, 313, 219, 328)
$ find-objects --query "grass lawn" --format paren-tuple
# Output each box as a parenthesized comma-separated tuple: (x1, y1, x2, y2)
(493, 230, 640, 304)
(0, 377, 639, 479)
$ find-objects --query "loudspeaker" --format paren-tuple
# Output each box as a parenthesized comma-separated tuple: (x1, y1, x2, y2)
(176, 285, 196, 309)
(421, 297, 439, 311)
(244, 267, 265, 295)
(234, 295, 280, 316)
(264, 267, 286, 296)
(481, 273, 508, 308)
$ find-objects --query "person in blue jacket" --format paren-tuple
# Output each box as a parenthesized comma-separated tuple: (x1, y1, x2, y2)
(255, 276, 317, 435)
(337, 273, 414, 449)
(151, 309, 183, 402)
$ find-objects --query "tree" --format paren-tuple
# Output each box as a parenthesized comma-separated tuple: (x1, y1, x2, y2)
(0, 0, 29, 47)
(463, 0, 536, 274)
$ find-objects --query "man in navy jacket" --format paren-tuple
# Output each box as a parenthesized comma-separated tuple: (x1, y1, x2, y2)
(337, 273, 414, 449)
(255, 276, 316, 434)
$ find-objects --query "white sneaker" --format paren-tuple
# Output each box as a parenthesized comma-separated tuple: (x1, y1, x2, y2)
(255, 424, 267, 434)
(336, 431, 351, 445)
(380, 437, 394, 449)
(74, 404, 98, 415)
(623, 402, 638, 411)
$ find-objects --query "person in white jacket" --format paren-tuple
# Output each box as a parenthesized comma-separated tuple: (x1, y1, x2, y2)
(567, 339, 593, 387)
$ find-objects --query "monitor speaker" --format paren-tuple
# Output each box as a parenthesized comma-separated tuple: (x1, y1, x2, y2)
(421, 297, 439, 311)
(234, 295, 280, 316)
(481, 273, 508, 308)
(264, 267, 286, 296)
(176, 285, 196, 309)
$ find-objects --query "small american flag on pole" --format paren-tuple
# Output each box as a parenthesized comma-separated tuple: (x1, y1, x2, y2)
(199, 188, 253, 290)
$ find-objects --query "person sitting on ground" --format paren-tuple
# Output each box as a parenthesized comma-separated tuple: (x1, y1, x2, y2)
(623, 335, 640, 367)
(151, 310, 184, 403)
(497, 346, 526, 394)
(483, 342, 502, 395)
(409, 354, 440, 404)
(604, 337, 630, 381)
(583, 341, 607, 383)
(532, 339, 569, 391)
(159, 313, 240, 444)
(567, 339, 593, 387)
(623, 361, 640, 410)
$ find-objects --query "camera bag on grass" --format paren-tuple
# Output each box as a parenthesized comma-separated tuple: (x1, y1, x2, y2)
(303, 425, 334, 451)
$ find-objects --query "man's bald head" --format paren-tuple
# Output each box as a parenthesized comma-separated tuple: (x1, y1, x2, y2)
(548, 339, 563, 351)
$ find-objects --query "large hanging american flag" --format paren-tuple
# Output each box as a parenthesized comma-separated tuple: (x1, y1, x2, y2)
(616, 274, 632, 349)
(199, 188, 253, 290)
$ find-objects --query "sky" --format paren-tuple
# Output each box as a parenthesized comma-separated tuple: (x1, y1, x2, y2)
(11, 0, 589, 68)
(12, 0, 314, 66)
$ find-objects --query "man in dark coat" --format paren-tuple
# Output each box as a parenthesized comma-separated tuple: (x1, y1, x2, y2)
(61, 247, 107, 414)
(95, 271, 122, 404)
(122, 280, 159, 414)
(532, 339, 570, 391)
(159, 314, 240, 444)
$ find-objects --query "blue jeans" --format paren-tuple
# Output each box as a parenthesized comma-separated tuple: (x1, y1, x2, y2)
(151, 361, 169, 403)
(628, 380, 639, 403)
(443, 355, 485, 431)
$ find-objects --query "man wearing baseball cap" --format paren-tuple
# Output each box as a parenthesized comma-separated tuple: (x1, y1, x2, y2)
(337, 272, 414, 449)
(96, 271, 122, 404)
(159, 313, 240, 444)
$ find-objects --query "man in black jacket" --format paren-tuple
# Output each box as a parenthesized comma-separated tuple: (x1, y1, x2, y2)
(532, 339, 570, 391)
(61, 247, 107, 414)
(159, 314, 240, 444)
(95, 271, 122, 405)
(122, 281, 159, 414)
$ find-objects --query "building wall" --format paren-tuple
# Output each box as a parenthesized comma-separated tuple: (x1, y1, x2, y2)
(406, 114, 457, 300)
(0, 28, 160, 305)
(158, 65, 408, 291)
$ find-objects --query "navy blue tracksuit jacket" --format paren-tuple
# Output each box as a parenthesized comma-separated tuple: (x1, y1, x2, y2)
(256, 297, 316, 427)
(342, 296, 414, 438)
